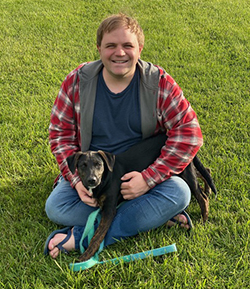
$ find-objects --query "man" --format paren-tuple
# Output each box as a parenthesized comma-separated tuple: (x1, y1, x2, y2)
(45, 13, 203, 259)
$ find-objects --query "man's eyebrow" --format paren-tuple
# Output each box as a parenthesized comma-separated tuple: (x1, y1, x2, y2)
(104, 42, 134, 46)
(104, 42, 116, 46)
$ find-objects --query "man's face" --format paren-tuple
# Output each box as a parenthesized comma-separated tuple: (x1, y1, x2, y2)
(97, 27, 143, 80)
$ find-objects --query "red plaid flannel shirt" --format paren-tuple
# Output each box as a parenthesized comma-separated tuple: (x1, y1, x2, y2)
(49, 62, 203, 188)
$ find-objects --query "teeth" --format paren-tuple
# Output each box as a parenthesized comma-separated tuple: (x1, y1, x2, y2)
(113, 60, 127, 63)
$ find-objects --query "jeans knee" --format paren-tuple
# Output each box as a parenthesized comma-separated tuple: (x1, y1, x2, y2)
(152, 176, 191, 212)
(45, 197, 53, 219)
(172, 176, 191, 210)
(45, 194, 61, 224)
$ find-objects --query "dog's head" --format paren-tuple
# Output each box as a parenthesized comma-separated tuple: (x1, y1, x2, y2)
(66, 150, 115, 193)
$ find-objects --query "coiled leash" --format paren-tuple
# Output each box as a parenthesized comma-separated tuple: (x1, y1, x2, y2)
(69, 208, 177, 272)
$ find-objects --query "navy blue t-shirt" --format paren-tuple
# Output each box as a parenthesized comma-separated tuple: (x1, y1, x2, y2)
(89, 68, 142, 154)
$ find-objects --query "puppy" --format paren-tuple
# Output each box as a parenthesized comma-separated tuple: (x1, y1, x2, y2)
(67, 134, 217, 261)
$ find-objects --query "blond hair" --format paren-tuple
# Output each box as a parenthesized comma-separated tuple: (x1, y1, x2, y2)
(97, 13, 144, 47)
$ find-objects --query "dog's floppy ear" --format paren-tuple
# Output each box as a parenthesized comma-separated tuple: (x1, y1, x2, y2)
(97, 150, 115, 172)
(66, 152, 84, 174)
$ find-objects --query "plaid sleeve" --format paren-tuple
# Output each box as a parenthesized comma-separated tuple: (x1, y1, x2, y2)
(141, 71, 203, 188)
(49, 65, 84, 187)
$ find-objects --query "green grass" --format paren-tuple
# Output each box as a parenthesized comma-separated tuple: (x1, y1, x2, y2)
(0, 0, 249, 288)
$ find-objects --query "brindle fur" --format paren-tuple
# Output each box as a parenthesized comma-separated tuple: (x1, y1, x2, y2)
(67, 134, 217, 261)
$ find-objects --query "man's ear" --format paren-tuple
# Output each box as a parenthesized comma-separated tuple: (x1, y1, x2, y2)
(139, 45, 143, 57)
(97, 45, 101, 54)
(97, 150, 115, 172)
(66, 152, 84, 174)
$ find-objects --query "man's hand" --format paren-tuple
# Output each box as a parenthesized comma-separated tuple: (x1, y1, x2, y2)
(75, 181, 98, 207)
(120, 171, 150, 200)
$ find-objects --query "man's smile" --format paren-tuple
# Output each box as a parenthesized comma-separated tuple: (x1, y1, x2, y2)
(111, 60, 129, 63)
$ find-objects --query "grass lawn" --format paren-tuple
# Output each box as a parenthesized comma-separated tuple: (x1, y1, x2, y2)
(0, 0, 249, 288)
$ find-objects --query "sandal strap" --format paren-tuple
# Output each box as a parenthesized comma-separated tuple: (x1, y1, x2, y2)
(56, 229, 72, 254)
(170, 210, 193, 231)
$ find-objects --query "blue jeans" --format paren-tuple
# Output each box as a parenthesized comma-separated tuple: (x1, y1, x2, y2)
(45, 176, 191, 248)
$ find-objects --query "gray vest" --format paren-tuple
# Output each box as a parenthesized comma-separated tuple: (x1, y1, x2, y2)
(78, 59, 160, 151)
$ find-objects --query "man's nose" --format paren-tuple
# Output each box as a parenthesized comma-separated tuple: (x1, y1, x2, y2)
(115, 46, 126, 56)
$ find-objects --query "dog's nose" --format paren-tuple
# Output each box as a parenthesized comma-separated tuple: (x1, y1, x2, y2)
(87, 177, 97, 186)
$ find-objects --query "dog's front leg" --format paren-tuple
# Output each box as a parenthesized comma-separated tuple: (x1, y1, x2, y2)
(78, 195, 118, 262)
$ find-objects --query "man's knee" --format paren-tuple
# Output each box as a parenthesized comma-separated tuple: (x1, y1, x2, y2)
(45, 194, 60, 223)
(171, 176, 191, 209)
(45, 178, 76, 222)
(151, 176, 191, 209)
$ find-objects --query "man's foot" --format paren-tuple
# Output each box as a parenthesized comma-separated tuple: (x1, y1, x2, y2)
(44, 227, 75, 259)
(166, 211, 193, 231)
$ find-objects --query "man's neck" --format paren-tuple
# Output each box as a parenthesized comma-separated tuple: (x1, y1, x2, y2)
(102, 68, 135, 94)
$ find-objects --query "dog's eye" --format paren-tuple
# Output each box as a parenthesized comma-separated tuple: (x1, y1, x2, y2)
(94, 162, 102, 168)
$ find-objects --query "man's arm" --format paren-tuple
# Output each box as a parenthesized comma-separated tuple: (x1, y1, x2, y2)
(141, 73, 203, 188)
(49, 71, 81, 188)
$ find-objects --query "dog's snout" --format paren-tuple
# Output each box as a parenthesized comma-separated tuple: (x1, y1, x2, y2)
(87, 177, 97, 186)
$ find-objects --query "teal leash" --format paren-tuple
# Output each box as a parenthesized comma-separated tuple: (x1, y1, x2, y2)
(69, 207, 177, 272)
